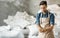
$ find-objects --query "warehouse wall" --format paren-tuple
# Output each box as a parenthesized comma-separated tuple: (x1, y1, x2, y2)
(0, 0, 29, 26)
(0, 0, 60, 26)
(28, 0, 60, 16)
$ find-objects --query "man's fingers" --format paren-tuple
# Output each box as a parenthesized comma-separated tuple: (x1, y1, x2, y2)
(40, 29, 45, 32)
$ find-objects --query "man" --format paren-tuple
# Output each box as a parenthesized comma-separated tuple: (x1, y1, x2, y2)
(35, 1, 55, 38)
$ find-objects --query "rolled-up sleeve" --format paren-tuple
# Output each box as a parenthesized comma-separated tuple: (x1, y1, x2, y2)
(35, 13, 40, 25)
(50, 14, 55, 25)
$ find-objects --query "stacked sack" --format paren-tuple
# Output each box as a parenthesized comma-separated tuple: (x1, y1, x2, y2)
(47, 4, 60, 38)
(3, 11, 36, 38)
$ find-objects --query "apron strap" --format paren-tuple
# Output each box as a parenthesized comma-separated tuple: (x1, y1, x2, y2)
(40, 12, 42, 24)
(40, 11, 50, 18)
(40, 11, 50, 24)
(48, 12, 50, 18)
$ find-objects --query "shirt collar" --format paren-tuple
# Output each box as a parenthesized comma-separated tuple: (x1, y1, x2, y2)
(41, 10, 48, 15)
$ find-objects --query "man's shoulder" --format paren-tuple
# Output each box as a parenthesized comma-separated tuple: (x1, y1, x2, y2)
(37, 10, 41, 13)
(49, 12, 55, 16)
(37, 10, 42, 15)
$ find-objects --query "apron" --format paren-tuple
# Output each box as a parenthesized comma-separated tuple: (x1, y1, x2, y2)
(38, 12, 55, 38)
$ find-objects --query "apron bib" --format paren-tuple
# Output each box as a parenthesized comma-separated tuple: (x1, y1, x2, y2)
(38, 12, 54, 38)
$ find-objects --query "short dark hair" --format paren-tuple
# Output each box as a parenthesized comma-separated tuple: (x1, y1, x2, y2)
(39, 1, 47, 6)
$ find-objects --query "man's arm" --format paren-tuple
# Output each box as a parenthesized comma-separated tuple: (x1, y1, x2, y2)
(37, 25, 44, 32)
(45, 25, 54, 32)
(35, 13, 44, 32)
(44, 13, 55, 32)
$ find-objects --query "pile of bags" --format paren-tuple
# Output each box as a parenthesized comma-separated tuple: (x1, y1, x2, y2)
(3, 11, 36, 38)
(48, 4, 60, 38)
(0, 4, 60, 38)
(4, 11, 35, 29)
(28, 25, 39, 38)
(0, 25, 24, 38)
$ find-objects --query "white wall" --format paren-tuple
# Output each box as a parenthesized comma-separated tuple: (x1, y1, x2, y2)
(28, 0, 40, 16)
(28, 0, 60, 16)
(0, 0, 29, 26)
(0, 0, 60, 26)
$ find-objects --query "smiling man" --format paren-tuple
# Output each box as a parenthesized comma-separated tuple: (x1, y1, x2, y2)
(35, 1, 55, 38)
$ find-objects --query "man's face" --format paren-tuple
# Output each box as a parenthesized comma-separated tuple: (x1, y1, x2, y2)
(40, 5, 47, 12)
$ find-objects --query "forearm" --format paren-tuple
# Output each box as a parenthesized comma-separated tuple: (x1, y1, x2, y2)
(37, 25, 45, 32)
(46, 24, 54, 31)
(37, 25, 42, 30)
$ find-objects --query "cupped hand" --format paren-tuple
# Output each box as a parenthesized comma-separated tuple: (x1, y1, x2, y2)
(39, 28, 47, 32)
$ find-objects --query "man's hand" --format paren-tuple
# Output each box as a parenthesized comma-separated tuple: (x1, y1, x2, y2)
(39, 28, 44, 32)
(37, 25, 46, 32)
(37, 24, 54, 33)
(39, 28, 47, 32)
(45, 25, 54, 32)
(37, 25, 44, 32)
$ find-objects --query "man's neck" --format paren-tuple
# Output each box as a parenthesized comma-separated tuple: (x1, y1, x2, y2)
(42, 10, 48, 14)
